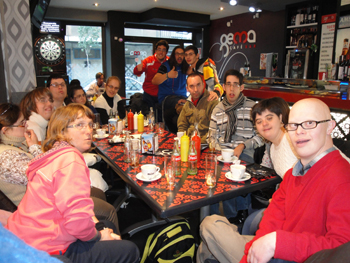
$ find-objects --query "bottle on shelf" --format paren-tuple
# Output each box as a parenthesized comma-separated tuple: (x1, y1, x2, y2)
(172, 138, 181, 175)
(180, 132, 189, 162)
(127, 109, 134, 131)
(187, 140, 197, 175)
(304, 8, 309, 24)
(307, 7, 312, 24)
(344, 54, 350, 81)
(300, 9, 304, 25)
(137, 111, 144, 133)
(338, 55, 345, 80)
(342, 39, 349, 56)
(313, 6, 318, 24)
(291, 14, 296, 26)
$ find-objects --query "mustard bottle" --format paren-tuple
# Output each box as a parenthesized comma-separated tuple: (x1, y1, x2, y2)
(180, 132, 189, 162)
(137, 111, 144, 133)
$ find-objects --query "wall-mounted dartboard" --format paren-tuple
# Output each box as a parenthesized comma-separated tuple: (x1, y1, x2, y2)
(34, 35, 65, 66)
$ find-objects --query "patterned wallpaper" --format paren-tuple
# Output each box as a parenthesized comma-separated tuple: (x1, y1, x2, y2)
(0, 0, 36, 102)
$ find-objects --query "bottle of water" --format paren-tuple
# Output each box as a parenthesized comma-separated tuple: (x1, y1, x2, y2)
(172, 138, 181, 175)
(187, 140, 197, 175)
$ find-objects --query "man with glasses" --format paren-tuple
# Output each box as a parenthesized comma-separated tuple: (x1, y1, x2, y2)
(47, 74, 67, 110)
(208, 69, 263, 227)
(133, 40, 169, 111)
(184, 45, 223, 101)
(85, 72, 106, 98)
(197, 98, 350, 263)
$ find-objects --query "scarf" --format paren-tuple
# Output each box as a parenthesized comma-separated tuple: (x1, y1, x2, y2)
(0, 132, 29, 152)
(222, 93, 245, 143)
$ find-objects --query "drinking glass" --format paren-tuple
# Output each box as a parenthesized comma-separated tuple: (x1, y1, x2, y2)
(157, 122, 165, 134)
(205, 154, 217, 188)
(164, 156, 175, 186)
(130, 139, 140, 167)
(93, 113, 100, 130)
(208, 129, 217, 153)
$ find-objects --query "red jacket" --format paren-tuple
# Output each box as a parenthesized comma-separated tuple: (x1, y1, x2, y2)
(6, 142, 96, 254)
(133, 53, 168, 97)
(241, 150, 350, 262)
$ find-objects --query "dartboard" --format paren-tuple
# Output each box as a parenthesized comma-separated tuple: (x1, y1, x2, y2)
(35, 35, 65, 65)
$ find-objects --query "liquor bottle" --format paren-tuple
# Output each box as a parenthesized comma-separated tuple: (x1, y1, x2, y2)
(124, 131, 131, 162)
(291, 14, 296, 26)
(344, 55, 350, 81)
(191, 130, 201, 163)
(137, 111, 144, 133)
(187, 140, 197, 175)
(180, 132, 189, 162)
(133, 112, 138, 131)
(338, 55, 345, 80)
(172, 138, 181, 175)
(314, 6, 318, 24)
(310, 6, 315, 23)
(342, 39, 349, 56)
(308, 7, 312, 24)
(300, 9, 304, 25)
(148, 107, 154, 132)
(127, 109, 134, 131)
(304, 8, 309, 24)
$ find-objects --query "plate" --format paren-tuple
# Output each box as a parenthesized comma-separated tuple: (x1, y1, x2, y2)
(136, 172, 162, 182)
(225, 172, 251, 182)
(217, 155, 238, 163)
(93, 134, 109, 139)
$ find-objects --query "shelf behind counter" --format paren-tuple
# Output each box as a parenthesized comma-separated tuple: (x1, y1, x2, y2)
(242, 84, 350, 112)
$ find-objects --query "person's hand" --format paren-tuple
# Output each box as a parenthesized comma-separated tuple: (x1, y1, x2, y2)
(168, 66, 178, 78)
(177, 99, 187, 105)
(247, 232, 276, 263)
(136, 60, 143, 71)
(233, 143, 245, 158)
(207, 91, 219, 101)
(100, 228, 121, 241)
(24, 129, 39, 147)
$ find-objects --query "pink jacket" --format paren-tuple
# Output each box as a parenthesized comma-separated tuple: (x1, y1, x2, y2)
(6, 142, 96, 254)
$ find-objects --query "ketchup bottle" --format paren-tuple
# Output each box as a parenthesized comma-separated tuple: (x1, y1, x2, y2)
(127, 109, 134, 131)
(191, 130, 201, 164)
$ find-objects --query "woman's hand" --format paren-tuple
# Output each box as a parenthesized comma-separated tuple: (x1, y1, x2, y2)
(24, 129, 39, 147)
(100, 228, 121, 241)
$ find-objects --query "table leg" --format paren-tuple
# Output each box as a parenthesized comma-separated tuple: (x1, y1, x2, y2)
(200, 205, 210, 221)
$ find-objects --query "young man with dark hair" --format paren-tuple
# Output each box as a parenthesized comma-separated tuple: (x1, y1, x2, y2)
(133, 40, 169, 110)
(177, 72, 219, 143)
(86, 72, 105, 97)
(47, 74, 67, 110)
(184, 45, 223, 102)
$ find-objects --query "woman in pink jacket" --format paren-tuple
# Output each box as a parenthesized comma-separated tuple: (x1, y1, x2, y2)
(6, 104, 139, 263)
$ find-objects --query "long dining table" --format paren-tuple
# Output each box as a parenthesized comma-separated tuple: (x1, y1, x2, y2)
(93, 130, 281, 222)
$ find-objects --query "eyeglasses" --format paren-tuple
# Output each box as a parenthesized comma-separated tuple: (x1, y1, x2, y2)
(0, 104, 12, 117)
(37, 97, 54, 103)
(50, 82, 66, 88)
(7, 119, 26, 128)
(175, 52, 185, 56)
(67, 122, 94, 130)
(156, 48, 167, 52)
(225, 82, 241, 89)
(284, 119, 331, 131)
(73, 94, 86, 100)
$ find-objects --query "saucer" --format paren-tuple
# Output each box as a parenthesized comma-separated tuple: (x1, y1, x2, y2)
(225, 172, 251, 182)
(93, 134, 109, 139)
(136, 172, 162, 182)
(217, 155, 238, 163)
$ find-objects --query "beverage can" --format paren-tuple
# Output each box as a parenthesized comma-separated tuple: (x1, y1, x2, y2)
(108, 118, 118, 134)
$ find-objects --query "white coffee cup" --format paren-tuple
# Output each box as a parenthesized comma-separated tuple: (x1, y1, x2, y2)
(141, 164, 160, 178)
(230, 164, 246, 179)
(96, 129, 105, 137)
(221, 149, 234, 161)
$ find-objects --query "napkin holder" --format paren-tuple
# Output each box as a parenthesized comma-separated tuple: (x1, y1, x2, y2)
(141, 133, 159, 154)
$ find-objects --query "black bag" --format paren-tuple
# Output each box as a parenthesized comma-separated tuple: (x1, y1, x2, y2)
(140, 220, 195, 263)
(251, 186, 277, 209)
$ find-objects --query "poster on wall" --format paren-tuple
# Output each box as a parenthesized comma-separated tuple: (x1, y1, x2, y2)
(318, 14, 336, 80)
(341, 0, 350, 6)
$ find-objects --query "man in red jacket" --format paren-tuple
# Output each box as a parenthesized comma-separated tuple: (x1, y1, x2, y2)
(197, 98, 350, 263)
(133, 40, 169, 111)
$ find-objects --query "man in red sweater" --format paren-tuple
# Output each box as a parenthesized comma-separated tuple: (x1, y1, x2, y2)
(197, 98, 350, 263)
(133, 40, 169, 111)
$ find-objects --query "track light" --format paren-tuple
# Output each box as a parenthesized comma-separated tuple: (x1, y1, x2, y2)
(229, 0, 237, 6)
(249, 6, 256, 12)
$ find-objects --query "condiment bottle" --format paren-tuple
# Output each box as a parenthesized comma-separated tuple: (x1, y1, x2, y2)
(191, 130, 201, 164)
(127, 110, 134, 131)
(172, 138, 181, 175)
(133, 112, 138, 132)
(187, 140, 197, 174)
(180, 132, 189, 162)
(137, 111, 144, 133)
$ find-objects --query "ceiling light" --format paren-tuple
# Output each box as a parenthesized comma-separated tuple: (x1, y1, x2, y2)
(249, 6, 256, 12)
(229, 0, 237, 6)
(93, 3, 99, 7)
(256, 8, 262, 12)
(219, 7, 224, 11)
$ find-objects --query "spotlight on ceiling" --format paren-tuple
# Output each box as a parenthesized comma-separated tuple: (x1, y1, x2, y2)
(219, 7, 224, 11)
(229, 0, 237, 6)
(249, 6, 256, 12)
(256, 8, 262, 12)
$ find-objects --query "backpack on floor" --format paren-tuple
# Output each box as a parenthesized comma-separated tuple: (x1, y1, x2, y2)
(140, 220, 195, 263)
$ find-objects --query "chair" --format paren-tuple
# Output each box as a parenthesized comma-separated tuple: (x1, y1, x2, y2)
(333, 138, 350, 158)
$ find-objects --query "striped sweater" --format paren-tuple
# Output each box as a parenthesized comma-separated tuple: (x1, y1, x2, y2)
(208, 97, 264, 158)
